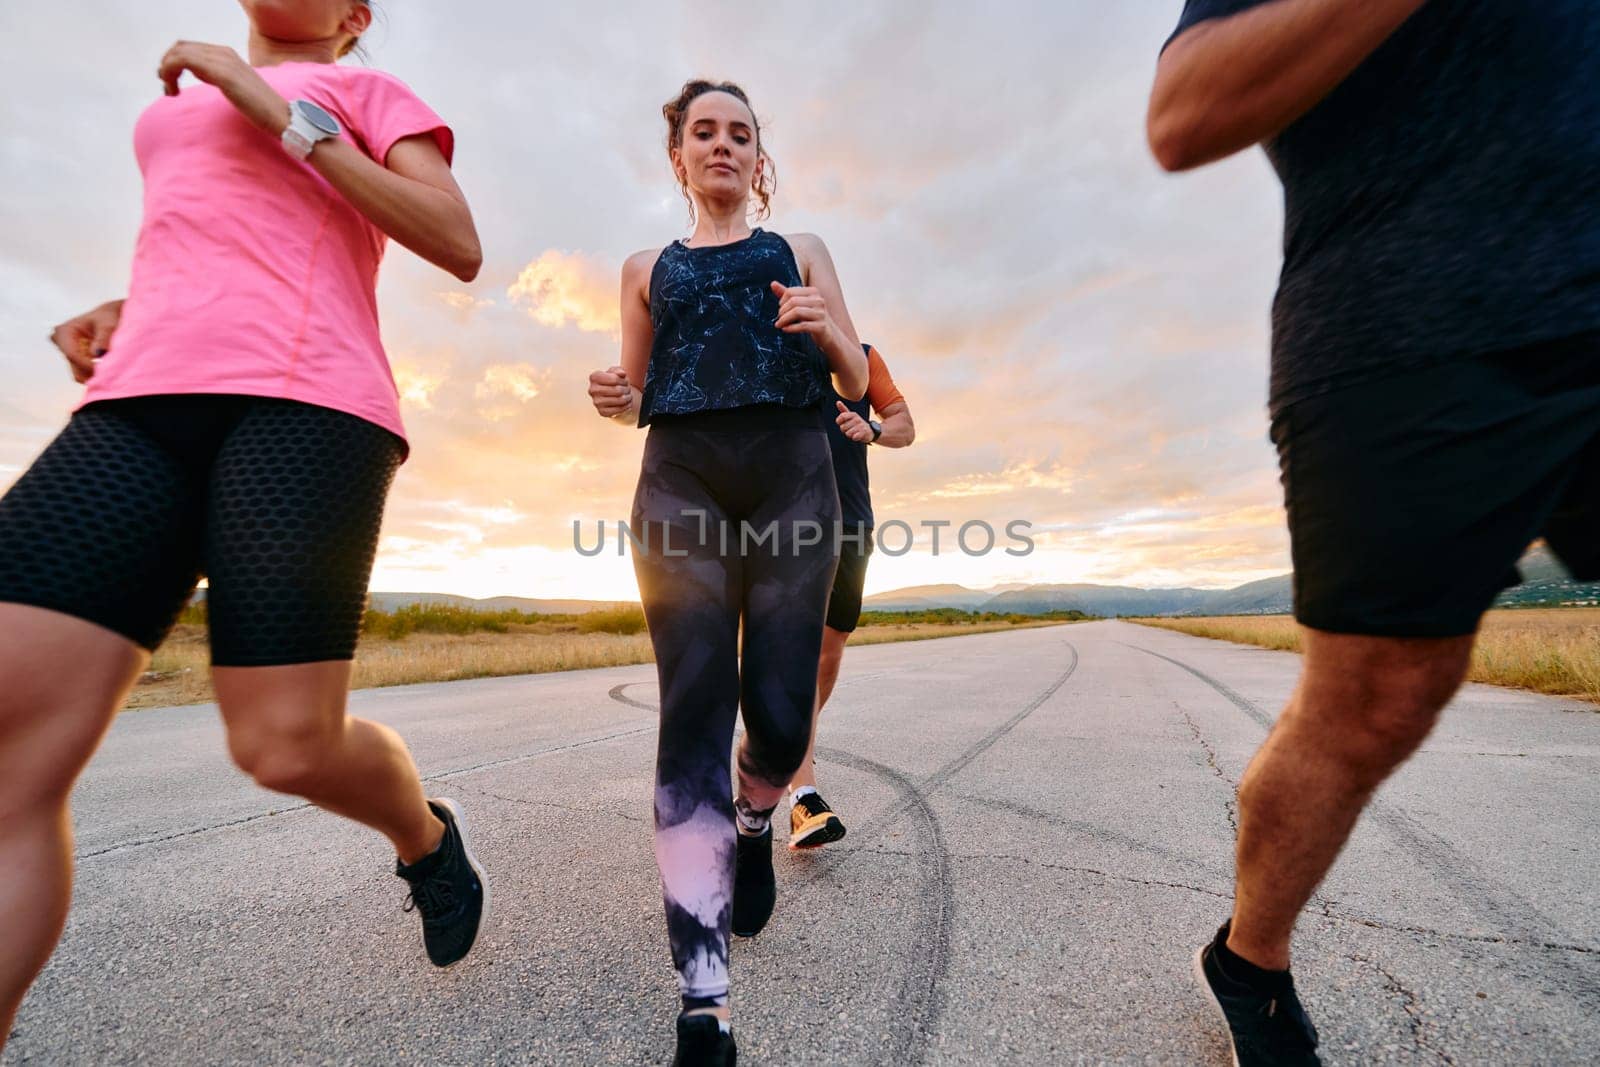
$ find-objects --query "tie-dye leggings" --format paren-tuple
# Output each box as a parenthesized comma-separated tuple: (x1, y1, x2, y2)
(630, 405, 842, 1011)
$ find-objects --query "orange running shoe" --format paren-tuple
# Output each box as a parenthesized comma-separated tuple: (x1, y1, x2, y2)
(788, 791, 847, 850)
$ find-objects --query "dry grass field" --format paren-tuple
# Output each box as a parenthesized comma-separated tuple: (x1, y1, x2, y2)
(127, 616, 1079, 711)
(1134, 609, 1600, 706)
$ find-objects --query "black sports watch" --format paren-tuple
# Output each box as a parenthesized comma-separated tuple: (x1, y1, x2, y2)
(869, 419, 883, 443)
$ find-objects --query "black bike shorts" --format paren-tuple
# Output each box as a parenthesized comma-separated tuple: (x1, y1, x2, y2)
(825, 529, 873, 633)
(0, 394, 403, 665)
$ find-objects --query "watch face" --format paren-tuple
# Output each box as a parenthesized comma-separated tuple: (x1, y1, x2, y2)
(295, 99, 341, 136)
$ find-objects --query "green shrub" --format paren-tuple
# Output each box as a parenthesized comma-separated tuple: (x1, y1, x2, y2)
(358, 602, 646, 640)
(577, 606, 648, 635)
(361, 603, 524, 640)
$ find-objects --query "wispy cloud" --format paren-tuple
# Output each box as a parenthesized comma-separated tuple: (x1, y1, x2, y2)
(0, 2, 1292, 598)
(507, 250, 619, 336)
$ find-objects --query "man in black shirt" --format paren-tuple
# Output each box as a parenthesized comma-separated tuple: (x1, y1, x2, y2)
(1149, 2, 1599, 1063)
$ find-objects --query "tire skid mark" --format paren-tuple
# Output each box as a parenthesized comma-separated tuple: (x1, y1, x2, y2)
(607, 699, 959, 1065)
(916, 641, 1079, 797)
(864, 844, 1600, 957)
(1125, 640, 1600, 1010)
(76, 805, 315, 860)
(1126, 644, 1271, 730)
(612, 637, 1081, 1066)
(448, 780, 650, 825)
(609, 681, 659, 711)
(600, 693, 955, 1065)
(1319, 911, 1598, 956)
(76, 721, 656, 862)
(866, 844, 1236, 902)
(424, 723, 657, 783)
(1360, 805, 1599, 1004)
(950, 791, 1231, 881)
(792, 640, 1079, 884)
(813, 747, 953, 1067)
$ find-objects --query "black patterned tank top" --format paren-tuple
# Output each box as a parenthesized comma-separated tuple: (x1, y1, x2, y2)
(637, 228, 830, 427)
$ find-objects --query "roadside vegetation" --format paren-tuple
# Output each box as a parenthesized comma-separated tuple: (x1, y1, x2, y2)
(1133, 608, 1600, 705)
(131, 604, 1092, 710)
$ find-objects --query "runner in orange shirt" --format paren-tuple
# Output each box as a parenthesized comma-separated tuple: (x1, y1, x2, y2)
(787, 343, 916, 848)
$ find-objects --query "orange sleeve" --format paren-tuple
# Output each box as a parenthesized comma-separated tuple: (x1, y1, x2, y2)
(864, 346, 905, 414)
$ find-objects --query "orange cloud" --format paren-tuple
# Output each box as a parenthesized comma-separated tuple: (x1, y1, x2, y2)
(473, 363, 549, 421)
(392, 360, 447, 410)
(435, 291, 495, 318)
(478, 363, 545, 402)
(927, 460, 1078, 499)
(507, 250, 619, 335)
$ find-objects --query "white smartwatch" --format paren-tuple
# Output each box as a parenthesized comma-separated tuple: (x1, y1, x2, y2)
(281, 99, 341, 161)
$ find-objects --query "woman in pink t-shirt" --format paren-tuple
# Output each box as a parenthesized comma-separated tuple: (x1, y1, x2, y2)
(0, 3, 487, 1041)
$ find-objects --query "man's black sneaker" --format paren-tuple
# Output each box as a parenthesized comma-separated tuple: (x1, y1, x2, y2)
(788, 790, 847, 850)
(730, 826, 776, 937)
(395, 798, 489, 967)
(671, 1013, 737, 1067)
(1194, 922, 1321, 1067)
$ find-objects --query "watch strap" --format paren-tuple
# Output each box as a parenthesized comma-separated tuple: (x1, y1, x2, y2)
(282, 101, 335, 161)
(282, 124, 315, 161)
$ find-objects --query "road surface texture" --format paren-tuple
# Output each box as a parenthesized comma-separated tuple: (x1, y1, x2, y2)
(6, 620, 1598, 1065)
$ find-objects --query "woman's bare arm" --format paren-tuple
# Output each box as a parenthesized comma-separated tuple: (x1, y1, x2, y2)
(309, 135, 482, 282)
(156, 42, 482, 280)
(592, 249, 657, 425)
(784, 233, 868, 400)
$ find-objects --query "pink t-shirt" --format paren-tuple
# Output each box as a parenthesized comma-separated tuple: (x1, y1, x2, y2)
(79, 61, 454, 447)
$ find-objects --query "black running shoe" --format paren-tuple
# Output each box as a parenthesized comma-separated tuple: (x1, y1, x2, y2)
(671, 1013, 737, 1067)
(1194, 922, 1321, 1066)
(730, 826, 776, 937)
(395, 798, 489, 967)
(789, 791, 847, 850)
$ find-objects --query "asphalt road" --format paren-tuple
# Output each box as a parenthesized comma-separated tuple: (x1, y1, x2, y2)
(6, 620, 1598, 1065)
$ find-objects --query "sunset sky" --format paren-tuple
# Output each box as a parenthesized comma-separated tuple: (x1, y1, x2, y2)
(0, 3, 1289, 603)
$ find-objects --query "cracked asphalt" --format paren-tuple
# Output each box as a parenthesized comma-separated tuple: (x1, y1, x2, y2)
(6, 620, 1598, 1065)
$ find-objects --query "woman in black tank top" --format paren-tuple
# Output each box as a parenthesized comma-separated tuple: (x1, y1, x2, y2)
(587, 79, 867, 1066)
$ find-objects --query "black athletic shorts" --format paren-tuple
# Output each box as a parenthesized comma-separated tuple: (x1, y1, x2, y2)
(0, 394, 404, 665)
(825, 528, 873, 633)
(1273, 332, 1600, 638)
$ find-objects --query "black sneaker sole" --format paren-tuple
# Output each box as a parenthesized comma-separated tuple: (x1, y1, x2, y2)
(432, 797, 491, 967)
(1193, 943, 1242, 1067)
(789, 815, 846, 850)
(731, 915, 772, 937)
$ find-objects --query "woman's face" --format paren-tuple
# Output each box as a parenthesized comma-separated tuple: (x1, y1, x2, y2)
(238, 1, 368, 44)
(673, 91, 763, 207)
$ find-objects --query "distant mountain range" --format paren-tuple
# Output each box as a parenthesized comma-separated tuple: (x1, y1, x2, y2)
(1498, 544, 1600, 608)
(358, 545, 1597, 619)
(862, 544, 1599, 617)
(863, 575, 1296, 618)
(366, 592, 635, 615)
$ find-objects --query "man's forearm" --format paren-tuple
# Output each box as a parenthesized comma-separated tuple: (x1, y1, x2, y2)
(1148, 0, 1428, 171)
(875, 410, 914, 448)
